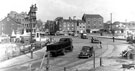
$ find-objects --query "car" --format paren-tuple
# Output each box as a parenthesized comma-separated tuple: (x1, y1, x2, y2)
(91, 37, 100, 43)
(122, 63, 135, 69)
(78, 46, 93, 58)
(81, 33, 88, 39)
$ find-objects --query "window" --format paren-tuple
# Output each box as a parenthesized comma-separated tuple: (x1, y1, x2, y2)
(72, 24, 74, 26)
(64, 24, 66, 27)
(88, 26, 90, 28)
(68, 24, 70, 26)
(59, 28, 61, 30)
(68, 28, 69, 30)
(77, 22, 79, 26)
(72, 28, 74, 30)
(88, 21, 90, 24)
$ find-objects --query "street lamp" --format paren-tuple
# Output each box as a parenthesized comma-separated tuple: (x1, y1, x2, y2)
(28, 4, 37, 59)
(110, 13, 115, 42)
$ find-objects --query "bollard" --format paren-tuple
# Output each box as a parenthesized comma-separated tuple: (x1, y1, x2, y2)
(99, 42, 102, 48)
(93, 50, 95, 69)
(64, 67, 66, 71)
(100, 57, 102, 66)
(113, 37, 115, 42)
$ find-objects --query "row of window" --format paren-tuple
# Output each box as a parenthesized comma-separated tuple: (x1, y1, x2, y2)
(79, 26, 85, 28)
(87, 18, 103, 21)
(87, 21, 102, 25)
(23, 24, 29, 27)
(59, 27, 74, 31)
(87, 26, 102, 28)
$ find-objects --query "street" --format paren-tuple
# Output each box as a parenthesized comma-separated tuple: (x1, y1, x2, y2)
(0, 36, 129, 71)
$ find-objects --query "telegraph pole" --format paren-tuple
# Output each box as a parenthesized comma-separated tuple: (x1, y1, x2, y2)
(46, 51, 50, 71)
(28, 4, 37, 59)
(110, 13, 115, 42)
(93, 49, 95, 69)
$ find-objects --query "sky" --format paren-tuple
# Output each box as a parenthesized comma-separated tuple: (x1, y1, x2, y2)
(1, 0, 135, 22)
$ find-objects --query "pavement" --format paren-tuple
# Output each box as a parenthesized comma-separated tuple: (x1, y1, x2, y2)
(88, 34, 126, 40)
(0, 47, 46, 70)
(69, 42, 135, 71)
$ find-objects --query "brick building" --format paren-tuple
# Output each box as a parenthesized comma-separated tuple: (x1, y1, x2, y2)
(45, 20, 57, 35)
(59, 17, 77, 35)
(82, 14, 103, 33)
(7, 10, 37, 35)
(77, 20, 86, 33)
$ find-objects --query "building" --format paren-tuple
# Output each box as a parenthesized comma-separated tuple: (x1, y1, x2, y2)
(59, 17, 77, 35)
(8, 11, 30, 34)
(7, 9, 37, 35)
(45, 20, 57, 35)
(0, 16, 21, 36)
(55, 17, 63, 31)
(82, 14, 103, 33)
(126, 22, 135, 33)
(77, 20, 86, 33)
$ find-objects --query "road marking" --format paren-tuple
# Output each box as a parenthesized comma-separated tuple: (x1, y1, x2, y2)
(102, 45, 114, 57)
(56, 61, 68, 66)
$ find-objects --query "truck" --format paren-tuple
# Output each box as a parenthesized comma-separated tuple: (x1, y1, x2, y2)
(46, 38, 73, 56)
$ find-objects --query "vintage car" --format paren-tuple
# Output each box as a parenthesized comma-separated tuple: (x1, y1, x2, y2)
(122, 63, 135, 69)
(78, 46, 93, 58)
(91, 37, 101, 43)
(81, 33, 88, 39)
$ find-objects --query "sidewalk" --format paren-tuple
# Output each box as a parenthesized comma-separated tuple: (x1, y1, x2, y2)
(0, 47, 46, 69)
(89, 34, 126, 40)
(71, 43, 134, 71)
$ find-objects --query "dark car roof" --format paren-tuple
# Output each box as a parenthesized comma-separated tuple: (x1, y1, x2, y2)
(82, 46, 93, 50)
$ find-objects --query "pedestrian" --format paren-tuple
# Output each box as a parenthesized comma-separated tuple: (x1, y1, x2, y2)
(113, 37, 115, 42)
(100, 41, 102, 48)
(100, 32, 103, 36)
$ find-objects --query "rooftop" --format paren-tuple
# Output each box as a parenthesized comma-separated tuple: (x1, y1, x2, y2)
(82, 14, 103, 19)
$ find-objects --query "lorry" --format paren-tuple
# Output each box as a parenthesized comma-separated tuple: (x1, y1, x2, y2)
(46, 38, 73, 56)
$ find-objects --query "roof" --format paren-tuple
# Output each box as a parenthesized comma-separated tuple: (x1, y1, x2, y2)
(63, 19, 77, 23)
(82, 14, 103, 19)
(77, 20, 85, 23)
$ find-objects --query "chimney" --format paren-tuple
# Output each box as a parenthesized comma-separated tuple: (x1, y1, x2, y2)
(69, 17, 72, 20)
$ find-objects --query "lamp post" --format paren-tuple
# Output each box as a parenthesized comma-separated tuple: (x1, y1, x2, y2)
(110, 13, 115, 42)
(28, 4, 37, 59)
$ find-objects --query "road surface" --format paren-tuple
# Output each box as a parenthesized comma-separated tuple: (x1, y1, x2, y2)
(1, 36, 127, 71)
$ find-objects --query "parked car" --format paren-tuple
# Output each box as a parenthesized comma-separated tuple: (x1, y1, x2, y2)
(122, 63, 135, 69)
(78, 46, 93, 58)
(81, 33, 88, 39)
(91, 37, 101, 43)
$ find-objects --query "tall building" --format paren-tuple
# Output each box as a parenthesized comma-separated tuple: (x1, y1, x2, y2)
(45, 20, 57, 35)
(82, 14, 103, 33)
(8, 11, 31, 34)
